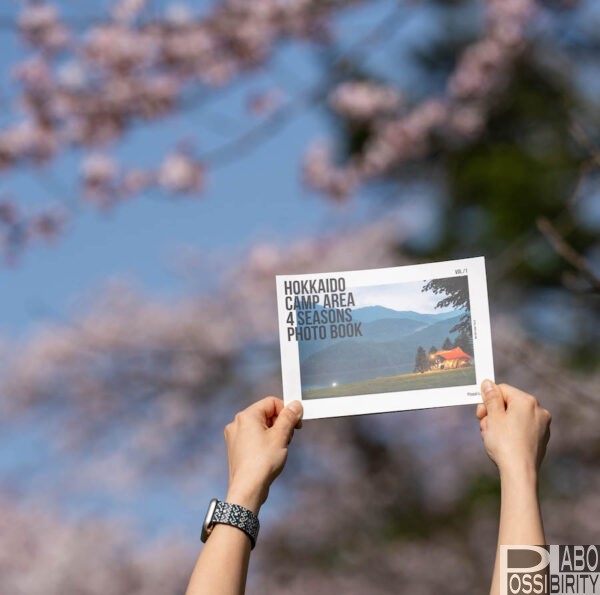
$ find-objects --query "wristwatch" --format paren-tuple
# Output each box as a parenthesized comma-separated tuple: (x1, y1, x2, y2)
(201, 498, 260, 550)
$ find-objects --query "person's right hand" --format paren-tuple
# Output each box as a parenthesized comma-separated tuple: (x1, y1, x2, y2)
(476, 381, 551, 478)
(224, 397, 303, 514)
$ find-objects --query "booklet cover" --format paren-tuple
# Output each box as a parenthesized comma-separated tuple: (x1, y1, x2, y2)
(276, 257, 494, 420)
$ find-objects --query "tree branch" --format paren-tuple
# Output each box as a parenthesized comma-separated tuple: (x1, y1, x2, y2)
(202, 1, 414, 167)
(537, 216, 600, 292)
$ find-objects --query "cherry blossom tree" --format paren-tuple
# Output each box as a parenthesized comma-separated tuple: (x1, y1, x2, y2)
(1, 220, 599, 593)
(1, 0, 599, 593)
(3, 0, 592, 259)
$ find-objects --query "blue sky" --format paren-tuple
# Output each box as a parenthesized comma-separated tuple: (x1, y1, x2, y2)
(1, 0, 441, 338)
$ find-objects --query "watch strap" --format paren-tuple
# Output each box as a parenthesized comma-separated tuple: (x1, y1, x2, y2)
(212, 500, 260, 549)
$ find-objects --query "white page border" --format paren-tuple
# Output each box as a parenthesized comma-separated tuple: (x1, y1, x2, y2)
(276, 257, 494, 420)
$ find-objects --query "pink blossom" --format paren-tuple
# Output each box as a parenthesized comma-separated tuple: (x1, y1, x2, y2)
(329, 81, 402, 121)
(12, 57, 52, 91)
(158, 152, 204, 193)
(447, 106, 486, 139)
(136, 75, 180, 118)
(164, 2, 194, 26)
(2, 0, 371, 241)
(84, 24, 156, 72)
(18, 3, 69, 51)
(111, 0, 147, 24)
(31, 210, 65, 242)
(81, 154, 118, 194)
(0, 122, 58, 166)
(305, 0, 536, 197)
(0, 498, 191, 594)
(302, 142, 359, 201)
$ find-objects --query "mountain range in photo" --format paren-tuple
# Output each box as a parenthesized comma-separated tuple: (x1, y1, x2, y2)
(298, 305, 470, 390)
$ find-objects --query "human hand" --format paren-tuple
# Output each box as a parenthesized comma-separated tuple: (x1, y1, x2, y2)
(476, 381, 551, 480)
(224, 397, 303, 514)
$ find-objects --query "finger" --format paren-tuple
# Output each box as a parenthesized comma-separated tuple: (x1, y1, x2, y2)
(482, 379, 505, 415)
(265, 398, 285, 427)
(475, 403, 487, 420)
(271, 401, 303, 447)
(542, 408, 552, 426)
(480, 417, 488, 434)
(499, 383, 538, 407)
(245, 396, 284, 425)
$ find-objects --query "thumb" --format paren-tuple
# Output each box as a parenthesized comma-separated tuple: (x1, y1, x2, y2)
(272, 401, 303, 446)
(481, 379, 505, 416)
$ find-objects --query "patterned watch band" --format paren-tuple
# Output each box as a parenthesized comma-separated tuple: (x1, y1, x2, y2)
(213, 500, 260, 549)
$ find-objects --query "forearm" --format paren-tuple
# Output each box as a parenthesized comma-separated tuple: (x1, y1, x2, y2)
(185, 523, 252, 595)
(185, 490, 261, 595)
(186, 397, 301, 595)
(490, 466, 545, 595)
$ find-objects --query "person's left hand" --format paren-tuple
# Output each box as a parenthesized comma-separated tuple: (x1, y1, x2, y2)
(224, 397, 303, 513)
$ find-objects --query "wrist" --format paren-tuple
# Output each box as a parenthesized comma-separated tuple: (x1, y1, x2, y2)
(499, 461, 538, 488)
(225, 484, 265, 515)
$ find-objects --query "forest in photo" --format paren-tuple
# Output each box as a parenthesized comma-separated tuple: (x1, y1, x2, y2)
(413, 275, 475, 373)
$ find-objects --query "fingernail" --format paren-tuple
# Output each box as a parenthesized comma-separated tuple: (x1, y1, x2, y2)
(482, 380, 494, 394)
(288, 401, 303, 418)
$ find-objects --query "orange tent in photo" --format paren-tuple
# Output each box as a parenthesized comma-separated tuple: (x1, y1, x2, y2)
(430, 346, 473, 369)
(435, 347, 472, 360)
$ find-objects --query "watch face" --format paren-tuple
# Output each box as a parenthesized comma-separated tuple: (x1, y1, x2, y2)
(201, 498, 218, 543)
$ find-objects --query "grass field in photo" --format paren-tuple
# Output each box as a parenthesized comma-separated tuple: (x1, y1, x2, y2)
(302, 366, 476, 400)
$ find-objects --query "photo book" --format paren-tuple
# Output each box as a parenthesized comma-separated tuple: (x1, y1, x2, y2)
(276, 257, 494, 420)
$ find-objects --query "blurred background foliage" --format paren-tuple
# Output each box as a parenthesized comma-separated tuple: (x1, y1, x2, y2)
(0, 0, 599, 594)
(333, 13, 599, 364)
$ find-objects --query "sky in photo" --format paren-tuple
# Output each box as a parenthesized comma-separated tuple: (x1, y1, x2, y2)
(351, 279, 457, 314)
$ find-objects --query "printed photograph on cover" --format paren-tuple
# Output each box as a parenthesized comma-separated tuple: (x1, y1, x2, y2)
(296, 275, 475, 400)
